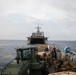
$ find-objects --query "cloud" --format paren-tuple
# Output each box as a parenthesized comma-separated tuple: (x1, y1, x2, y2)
(0, 0, 66, 20)
(0, 0, 76, 40)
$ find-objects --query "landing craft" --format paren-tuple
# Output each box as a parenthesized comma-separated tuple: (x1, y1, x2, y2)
(0, 45, 76, 75)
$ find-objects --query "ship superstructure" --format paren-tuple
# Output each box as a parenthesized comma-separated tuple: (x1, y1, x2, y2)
(27, 26, 48, 44)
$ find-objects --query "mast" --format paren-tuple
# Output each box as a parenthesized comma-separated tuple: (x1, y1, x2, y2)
(36, 26, 41, 33)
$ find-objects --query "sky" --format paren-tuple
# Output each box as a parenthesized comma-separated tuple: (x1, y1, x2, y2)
(0, 0, 76, 40)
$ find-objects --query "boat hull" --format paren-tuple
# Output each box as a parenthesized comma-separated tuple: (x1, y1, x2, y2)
(28, 37, 47, 44)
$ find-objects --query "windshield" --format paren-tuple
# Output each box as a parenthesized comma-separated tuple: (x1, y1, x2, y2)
(23, 49, 32, 60)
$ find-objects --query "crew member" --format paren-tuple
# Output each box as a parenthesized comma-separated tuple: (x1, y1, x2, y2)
(51, 46, 57, 60)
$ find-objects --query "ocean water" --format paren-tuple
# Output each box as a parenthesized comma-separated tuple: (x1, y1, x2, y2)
(0, 40, 76, 68)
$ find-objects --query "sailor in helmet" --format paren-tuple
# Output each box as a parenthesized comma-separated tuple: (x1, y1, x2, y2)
(64, 46, 71, 60)
(64, 46, 71, 53)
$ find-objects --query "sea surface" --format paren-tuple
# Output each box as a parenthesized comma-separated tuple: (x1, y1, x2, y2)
(0, 40, 76, 68)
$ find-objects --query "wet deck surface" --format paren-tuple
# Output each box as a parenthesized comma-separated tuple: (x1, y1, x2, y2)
(31, 64, 55, 75)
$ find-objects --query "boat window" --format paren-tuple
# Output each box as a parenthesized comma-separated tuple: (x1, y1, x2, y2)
(23, 49, 32, 60)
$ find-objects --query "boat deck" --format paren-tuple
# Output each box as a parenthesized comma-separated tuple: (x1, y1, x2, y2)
(49, 65, 55, 73)
(31, 64, 55, 75)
